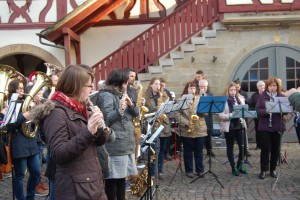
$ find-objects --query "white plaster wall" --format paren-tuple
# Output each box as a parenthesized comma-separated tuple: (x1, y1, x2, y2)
(0, 29, 65, 66)
(81, 25, 152, 66)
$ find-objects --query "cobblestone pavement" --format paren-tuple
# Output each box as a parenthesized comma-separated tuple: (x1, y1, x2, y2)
(1, 143, 299, 200)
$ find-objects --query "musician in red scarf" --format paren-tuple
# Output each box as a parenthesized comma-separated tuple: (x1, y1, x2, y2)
(34, 64, 111, 200)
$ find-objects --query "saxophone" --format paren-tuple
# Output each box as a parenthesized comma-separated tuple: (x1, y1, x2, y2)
(133, 82, 149, 126)
(156, 91, 167, 127)
(187, 94, 199, 135)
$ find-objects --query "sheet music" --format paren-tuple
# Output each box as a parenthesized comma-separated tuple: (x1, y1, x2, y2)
(232, 110, 258, 118)
(266, 98, 293, 114)
(164, 100, 176, 113)
(141, 125, 164, 152)
(172, 94, 193, 111)
(1, 93, 20, 127)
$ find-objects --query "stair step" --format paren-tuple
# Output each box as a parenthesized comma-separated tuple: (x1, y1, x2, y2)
(159, 58, 174, 66)
(181, 43, 196, 52)
(148, 66, 163, 74)
(212, 22, 227, 31)
(170, 51, 184, 59)
(191, 36, 207, 45)
(138, 73, 152, 81)
(202, 29, 217, 38)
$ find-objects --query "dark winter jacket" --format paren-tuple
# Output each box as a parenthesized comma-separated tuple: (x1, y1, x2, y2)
(256, 91, 286, 133)
(33, 100, 110, 200)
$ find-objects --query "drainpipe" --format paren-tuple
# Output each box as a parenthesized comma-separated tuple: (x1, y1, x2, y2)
(36, 32, 68, 67)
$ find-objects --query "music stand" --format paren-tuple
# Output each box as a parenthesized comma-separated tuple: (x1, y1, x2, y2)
(190, 96, 228, 188)
(265, 97, 293, 191)
(140, 125, 165, 200)
(165, 95, 194, 187)
(229, 104, 257, 179)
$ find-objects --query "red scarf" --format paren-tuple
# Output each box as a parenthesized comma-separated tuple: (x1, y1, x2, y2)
(51, 91, 88, 120)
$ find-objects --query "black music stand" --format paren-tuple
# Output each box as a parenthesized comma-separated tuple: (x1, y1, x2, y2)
(229, 104, 257, 179)
(140, 125, 165, 200)
(190, 96, 228, 188)
(266, 97, 293, 190)
(165, 95, 193, 187)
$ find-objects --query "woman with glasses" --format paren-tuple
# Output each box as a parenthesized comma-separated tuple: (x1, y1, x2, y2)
(32, 64, 111, 199)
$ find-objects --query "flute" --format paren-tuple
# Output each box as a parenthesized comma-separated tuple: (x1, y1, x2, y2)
(89, 105, 109, 132)
(268, 93, 274, 128)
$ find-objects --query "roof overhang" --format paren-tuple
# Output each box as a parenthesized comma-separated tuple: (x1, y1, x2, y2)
(40, 0, 126, 44)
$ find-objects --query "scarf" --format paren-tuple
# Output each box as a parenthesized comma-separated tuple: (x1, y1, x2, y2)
(228, 96, 241, 112)
(51, 91, 88, 120)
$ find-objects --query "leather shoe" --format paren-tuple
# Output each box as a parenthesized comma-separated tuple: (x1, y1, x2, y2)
(259, 171, 266, 179)
(196, 172, 205, 178)
(158, 173, 165, 180)
(270, 170, 277, 178)
(186, 172, 194, 178)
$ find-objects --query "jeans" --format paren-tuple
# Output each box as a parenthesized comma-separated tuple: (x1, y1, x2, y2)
(182, 137, 205, 173)
(158, 137, 169, 174)
(13, 154, 41, 200)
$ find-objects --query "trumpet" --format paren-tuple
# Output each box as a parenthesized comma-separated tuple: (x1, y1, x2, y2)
(89, 106, 109, 132)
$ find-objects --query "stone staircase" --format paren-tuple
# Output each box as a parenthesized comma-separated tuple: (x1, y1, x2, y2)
(138, 22, 226, 95)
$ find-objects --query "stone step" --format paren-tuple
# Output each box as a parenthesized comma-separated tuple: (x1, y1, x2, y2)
(180, 43, 196, 52)
(138, 73, 152, 81)
(202, 29, 217, 38)
(159, 58, 174, 66)
(212, 22, 227, 31)
(170, 51, 184, 59)
(191, 36, 207, 45)
(148, 65, 163, 74)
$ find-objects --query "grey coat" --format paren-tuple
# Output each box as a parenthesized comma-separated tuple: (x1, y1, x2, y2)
(98, 87, 139, 156)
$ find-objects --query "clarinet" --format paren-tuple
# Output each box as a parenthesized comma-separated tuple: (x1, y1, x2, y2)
(268, 93, 274, 128)
(233, 96, 244, 128)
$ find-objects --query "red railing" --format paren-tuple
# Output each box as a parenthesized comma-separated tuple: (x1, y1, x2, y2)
(92, 0, 219, 81)
(219, 0, 300, 13)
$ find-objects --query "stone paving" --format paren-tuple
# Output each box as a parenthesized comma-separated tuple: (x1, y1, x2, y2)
(0, 143, 299, 200)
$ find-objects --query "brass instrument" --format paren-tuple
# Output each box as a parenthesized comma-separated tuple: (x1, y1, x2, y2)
(187, 94, 199, 135)
(268, 93, 274, 128)
(22, 72, 52, 138)
(133, 82, 149, 126)
(44, 62, 62, 76)
(131, 167, 148, 197)
(0, 64, 16, 110)
(156, 91, 167, 127)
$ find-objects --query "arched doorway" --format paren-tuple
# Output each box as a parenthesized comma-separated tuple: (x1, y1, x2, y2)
(232, 44, 300, 142)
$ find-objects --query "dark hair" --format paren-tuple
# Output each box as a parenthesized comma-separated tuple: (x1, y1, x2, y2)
(124, 67, 138, 80)
(56, 64, 94, 98)
(265, 77, 283, 94)
(181, 82, 197, 96)
(160, 77, 166, 83)
(8, 79, 24, 100)
(105, 69, 129, 88)
(196, 70, 204, 75)
(233, 79, 241, 85)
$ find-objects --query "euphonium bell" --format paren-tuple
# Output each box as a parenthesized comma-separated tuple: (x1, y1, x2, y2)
(0, 64, 16, 110)
(22, 71, 53, 138)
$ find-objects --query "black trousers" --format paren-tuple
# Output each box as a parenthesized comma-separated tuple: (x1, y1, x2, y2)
(105, 178, 126, 200)
(259, 131, 281, 171)
(224, 129, 246, 168)
(295, 125, 300, 144)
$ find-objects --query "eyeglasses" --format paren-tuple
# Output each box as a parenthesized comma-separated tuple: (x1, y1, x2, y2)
(83, 85, 93, 89)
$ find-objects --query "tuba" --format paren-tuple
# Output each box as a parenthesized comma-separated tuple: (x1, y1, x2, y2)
(187, 94, 199, 135)
(0, 64, 16, 110)
(21, 71, 53, 138)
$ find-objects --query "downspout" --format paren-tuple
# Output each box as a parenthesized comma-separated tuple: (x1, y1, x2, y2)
(36, 33, 69, 67)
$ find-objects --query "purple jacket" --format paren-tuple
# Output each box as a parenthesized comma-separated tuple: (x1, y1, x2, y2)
(256, 91, 286, 132)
